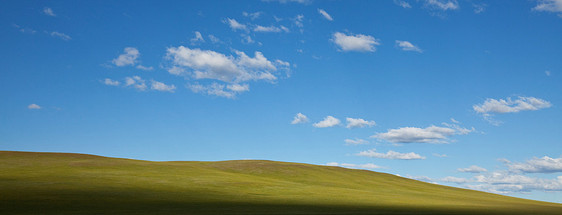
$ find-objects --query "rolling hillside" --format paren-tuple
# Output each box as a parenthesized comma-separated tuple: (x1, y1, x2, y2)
(1, 151, 561, 214)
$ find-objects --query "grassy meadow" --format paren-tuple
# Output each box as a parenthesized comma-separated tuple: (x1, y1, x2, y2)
(1, 151, 561, 214)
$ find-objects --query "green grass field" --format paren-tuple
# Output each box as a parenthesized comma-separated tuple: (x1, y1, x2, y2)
(1, 151, 561, 214)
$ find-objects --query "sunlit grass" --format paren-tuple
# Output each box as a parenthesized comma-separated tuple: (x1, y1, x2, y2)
(1, 151, 561, 214)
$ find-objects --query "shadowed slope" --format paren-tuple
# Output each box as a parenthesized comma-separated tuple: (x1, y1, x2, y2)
(1, 151, 561, 214)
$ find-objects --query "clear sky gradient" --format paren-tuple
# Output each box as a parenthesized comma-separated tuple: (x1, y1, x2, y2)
(1, 0, 561, 203)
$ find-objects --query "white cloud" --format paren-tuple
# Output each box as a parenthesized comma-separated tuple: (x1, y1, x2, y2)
(441, 121, 475, 135)
(208, 35, 221, 43)
(112, 47, 140, 67)
(344, 138, 369, 145)
(167, 67, 185, 76)
(409, 176, 436, 183)
(43, 7, 56, 16)
(395, 40, 422, 53)
(291, 113, 309, 124)
(124, 76, 147, 91)
(507, 156, 562, 173)
(534, 0, 562, 15)
(104, 78, 120, 86)
(242, 11, 263, 20)
(432, 153, 448, 158)
(318, 9, 333, 21)
(235, 50, 277, 73)
(227, 83, 250, 93)
(394, 0, 412, 8)
(13, 24, 36, 34)
(473, 96, 552, 121)
(372, 123, 472, 144)
(440, 176, 472, 184)
(263, 0, 312, 4)
(425, 0, 459, 11)
(545, 70, 551, 76)
(28, 104, 41, 110)
(166, 46, 288, 85)
(357, 149, 426, 160)
(225, 18, 247, 31)
(253, 25, 289, 33)
(274, 16, 283, 22)
(136, 65, 153, 71)
(346, 117, 376, 128)
(412, 158, 562, 194)
(313, 116, 341, 128)
(326, 162, 383, 170)
(151, 80, 176, 92)
(188, 82, 249, 99)
(294, 15, 304, 30)
(190, 31, 205, 44)
(275, 59, 290, 67)
(458, 165, 488, 173)
(242, 35, 255, 44)
(473, 3, 486, 14)
(332, 32, 380, 52)
(50, 31, 71, 41)
(471, 171, 562, 193)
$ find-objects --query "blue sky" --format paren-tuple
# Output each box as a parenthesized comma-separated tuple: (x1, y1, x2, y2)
(1, 0, 562, 203)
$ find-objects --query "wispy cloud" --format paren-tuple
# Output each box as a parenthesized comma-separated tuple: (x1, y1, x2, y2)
(253, 25, 289, 33)
(372, 122, 473, 144)
(433, 153, 448, 158)
(473, 3, 486, 14)
(242, 11, 263, 20)
(124, 76, 147, 91)
(136, 65, 153, 71)
(291, 113, 309, 124)
(394, 0, 412, 8)
(313, 116, 341, 128)
(208, 35, 221, 43)
(318, 9, 333, 21)
(43, 7, 56, 17)
(103, 78, 120, 86)
(425, 0, 459, 11)
(473, 96, 551, 124)
(28, 104, 41, 110)
(533, 0, 562, 17)
(471, 171, 562, 193)
(440, 176, 472, 184)
(344, 138, 369, 145)
(190, 31, 205, 44)
(346, 117, 376, 128)
(188, 82, 249, 99)
(224, 18, 247, 31)
(293, 15, 304, 32)
(506, 156, 562, 173)
(395, 40, 422, 52)
(262, 0, 312, 4)
(414, 156, 562, 194)
(326, 162, 383, 170)
(151, 80, 176, 92)
(50, 31, 71, 41)
(13, 24, 36, 34)
(357, 149, 426, 160)
(458, 165, 488, 173)
(332, 32, 380, 52)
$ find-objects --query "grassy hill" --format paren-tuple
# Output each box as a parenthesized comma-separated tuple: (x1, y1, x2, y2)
(1, 151, 561, 214)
